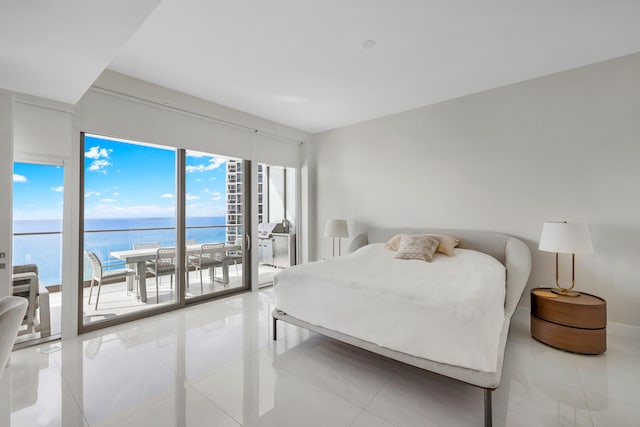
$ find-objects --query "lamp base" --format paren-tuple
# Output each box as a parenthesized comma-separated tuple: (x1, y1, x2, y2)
(551, 288, 581, 297)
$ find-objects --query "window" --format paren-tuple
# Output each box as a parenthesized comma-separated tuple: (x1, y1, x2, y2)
(257, 163, 297, 286)
(82, 135, 178, 326)
(80, 133, 249, 331)
(13, 162, 63, 343)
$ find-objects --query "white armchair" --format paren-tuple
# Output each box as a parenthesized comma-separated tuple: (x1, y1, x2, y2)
(0, 296, 28, 377)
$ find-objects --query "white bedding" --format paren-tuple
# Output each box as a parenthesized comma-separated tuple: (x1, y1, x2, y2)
(274, 243, 506, 372)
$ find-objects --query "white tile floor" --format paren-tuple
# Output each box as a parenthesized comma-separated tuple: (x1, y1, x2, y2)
(2, 290, 639, 427)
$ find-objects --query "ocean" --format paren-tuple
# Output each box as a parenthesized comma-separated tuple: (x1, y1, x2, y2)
(13, 217, 230, 285)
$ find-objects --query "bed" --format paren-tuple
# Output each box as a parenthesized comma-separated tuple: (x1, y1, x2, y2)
(272, 228, 531, 427)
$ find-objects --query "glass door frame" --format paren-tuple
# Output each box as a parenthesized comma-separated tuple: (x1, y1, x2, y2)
(183, 160, 252, 305)
(78, 132, 251, 334)
(12, 159, 65, 349)
(254, 162, 299, 288)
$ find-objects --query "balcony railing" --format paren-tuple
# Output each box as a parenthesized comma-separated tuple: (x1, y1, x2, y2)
(13, 224, 238, 285)
(13, 231, 63, 286)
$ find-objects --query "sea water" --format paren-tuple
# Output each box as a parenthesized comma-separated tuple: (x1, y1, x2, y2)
(13, 217, 229, 285)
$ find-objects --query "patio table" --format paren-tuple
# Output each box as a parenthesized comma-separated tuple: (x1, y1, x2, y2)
(110, 244, 241, 302)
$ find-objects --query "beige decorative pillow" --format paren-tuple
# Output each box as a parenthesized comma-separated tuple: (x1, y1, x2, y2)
(394, 235, 440, 262)
(431, 234, 461, 257)
(385, 233, 460, 256)
(384, 234, 402, 250)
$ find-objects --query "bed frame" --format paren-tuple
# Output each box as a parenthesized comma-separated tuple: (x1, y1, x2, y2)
(272, 228, 531, 427)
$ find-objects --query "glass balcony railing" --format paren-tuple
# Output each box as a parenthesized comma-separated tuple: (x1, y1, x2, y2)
(13, 224, 239, 285)
(13, 231, 63, 287)
(83, 224, 234, 280)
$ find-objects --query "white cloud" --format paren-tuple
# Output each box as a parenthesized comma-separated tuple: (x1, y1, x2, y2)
(186, 157, 226, 173)
(84, 191, 102, 198)
(113, 192, 120, 196)
(51, 186, 64, 192)
(85, 146, 113, 172)
(101, 198, 117, 203)
(85, 146, 111, 159)
(161, 193, 174, 199)
(186, 193, 199, 201)
(212, 196, 222, 201)
(211, 191, 221, 197)
(88, 159, 111, 172)
(13, 174, 27, 183)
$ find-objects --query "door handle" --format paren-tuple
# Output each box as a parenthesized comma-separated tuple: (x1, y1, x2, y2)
(245, 234, 251, 251)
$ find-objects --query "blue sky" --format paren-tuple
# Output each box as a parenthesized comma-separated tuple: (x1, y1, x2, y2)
(13, 134, 230, 220)
(83, 135, 228, 219)
(13, 163, 64, 220)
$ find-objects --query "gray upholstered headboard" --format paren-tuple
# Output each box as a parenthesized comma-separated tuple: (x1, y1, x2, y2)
(348, 228, 532, 317)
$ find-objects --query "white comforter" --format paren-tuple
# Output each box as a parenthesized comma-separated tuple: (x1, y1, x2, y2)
(274, 243, 506, 372)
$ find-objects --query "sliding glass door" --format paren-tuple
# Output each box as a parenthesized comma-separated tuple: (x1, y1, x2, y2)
(256, 163, 297, 287)
(12, 162, 63, 344)
(184, 151, 245, 300)
(80, 134, 249, 331)
(81, 135, 178, 327)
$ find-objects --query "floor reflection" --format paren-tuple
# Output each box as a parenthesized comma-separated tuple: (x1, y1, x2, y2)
(1, 291, 639, 427)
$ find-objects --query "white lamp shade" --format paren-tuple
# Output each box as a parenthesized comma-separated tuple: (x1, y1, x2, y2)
(539, 222, 594, 254)
(324, 219, 349, 238)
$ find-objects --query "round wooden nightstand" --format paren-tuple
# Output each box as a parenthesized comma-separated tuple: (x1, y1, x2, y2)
(530, 288, 607, 355)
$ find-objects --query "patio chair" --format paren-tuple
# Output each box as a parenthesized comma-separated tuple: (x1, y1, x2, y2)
(188, 243, 225, 292)
(225, 245, 243, 277)
(12, 265, 51, 337)
(146, 247, 176, 303)
(0, 296, 28, 378)
(85, 251, 135, 310)
(132, 242, 161, 251)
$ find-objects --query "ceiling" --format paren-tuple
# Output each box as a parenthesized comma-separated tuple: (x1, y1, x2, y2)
(3, 1, 640, 133)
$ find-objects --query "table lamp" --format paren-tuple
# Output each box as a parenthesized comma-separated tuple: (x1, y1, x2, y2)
(324, 219, 349, 257)
(538, 221, 594, 297)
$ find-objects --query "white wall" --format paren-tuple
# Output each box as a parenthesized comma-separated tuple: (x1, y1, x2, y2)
(268, 166, 285, 222)
(310, 53, 640, 327)
(13, 97, 73, 162)
(0, 92, 14, 297)
(285, 167, 297, 230)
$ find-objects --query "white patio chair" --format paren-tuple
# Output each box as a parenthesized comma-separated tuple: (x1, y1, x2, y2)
(188, 243, 225, 292)
(0, 296, 28, 378)
(133, 242, 161, 250)
(225, 245, 243, 277)
(146, 247, 176, 303)
(85, 251, 135, 310)
(132, 242, 161, 296)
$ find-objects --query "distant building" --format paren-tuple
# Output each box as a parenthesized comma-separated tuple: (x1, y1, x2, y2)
(225, 160, 264, 244)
